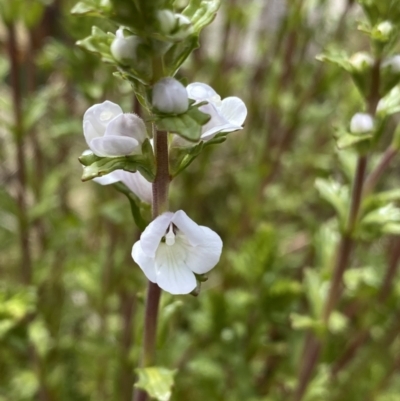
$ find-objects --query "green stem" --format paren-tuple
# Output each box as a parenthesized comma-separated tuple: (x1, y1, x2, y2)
(134, 129, 170, 401)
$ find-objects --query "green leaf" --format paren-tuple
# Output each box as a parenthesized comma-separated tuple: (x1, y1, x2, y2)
(77, 26, 115, 64)
(164, 36, 199, 76)
(377, 86, 400, 117)
(155, 104, 211, 142)
(290, 313, 324, 333)
(315, 178, 349, 225)
(182, 0, 221, 33)
(135, 367, 176, 401)
(335, 131, 372, 150)
(170, 132, 227, 176)
(316, 51, 352, 72)
(80, 140, 155, 182)
(113, 182, 148, 231)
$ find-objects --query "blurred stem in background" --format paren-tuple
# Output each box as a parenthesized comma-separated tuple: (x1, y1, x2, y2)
(6, 22, 32, 285)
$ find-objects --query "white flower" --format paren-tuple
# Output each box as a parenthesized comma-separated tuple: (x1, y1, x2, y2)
(83, 100, 147, 157)
(94, 170, 152, 203)
(350, 113, 374, 134)
(132, 210, 223, 294)
(152, 77, 189, 114)
(186, 82, 247, 141)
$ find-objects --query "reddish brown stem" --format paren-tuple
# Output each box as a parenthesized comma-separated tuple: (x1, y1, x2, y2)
(134, 129, 169, 401)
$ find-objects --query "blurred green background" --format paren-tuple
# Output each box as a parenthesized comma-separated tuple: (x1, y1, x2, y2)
(2, 0, 400, 400)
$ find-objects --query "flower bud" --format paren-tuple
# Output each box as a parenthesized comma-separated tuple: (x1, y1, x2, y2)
(152, 77, 189, 114)
(349, 52, 374, 72)
(376, 21, 394, 40)
(350, 113, 374, 134)
(111, 29, 142, 64)
(157, 9, 176, 34)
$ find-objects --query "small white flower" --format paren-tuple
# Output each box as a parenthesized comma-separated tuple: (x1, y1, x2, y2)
(132, 210, 223, 294)
(382, 55, 400, 74)
(152, 77, 189, 114)
(94, 170, 152, 203)
(350, 113, 374, 134)
(83, 100, 147, 157)
(186, 82, 247, 141)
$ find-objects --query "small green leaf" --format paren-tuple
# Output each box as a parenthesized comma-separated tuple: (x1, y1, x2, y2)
(113, 182, 148, 231)
(182, 0, 221, 33)
(164, 36, 199, 76)
(315, 178, 349, 225)
(290, 313, 324, 333)
(80, 140, 155, 182)
(155, 104, 210, 142)
(170, 133, 227, 176)
(335, 131, 372, 149)
(135, 367, 176, 401)
(77, 26, 115, 63)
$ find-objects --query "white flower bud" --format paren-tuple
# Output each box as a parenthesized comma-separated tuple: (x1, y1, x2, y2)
(382, 55, 400, 74)
(349, 52, 374, 71)
(376, 21, 394, 38)
(152, 77, 189, 114)
(350, 113, 374, 134)
(111, 29, 141, 64)
(157, 9, 176, 34)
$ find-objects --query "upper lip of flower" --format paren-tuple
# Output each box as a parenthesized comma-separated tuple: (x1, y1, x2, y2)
(185, 82, 247, 141)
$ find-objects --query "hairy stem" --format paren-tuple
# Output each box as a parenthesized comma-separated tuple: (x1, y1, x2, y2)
(134, 129, 169, 401)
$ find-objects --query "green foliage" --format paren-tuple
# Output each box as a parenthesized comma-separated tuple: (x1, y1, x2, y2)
(135, 367, 176, 401)
(3, 0, 400, 401)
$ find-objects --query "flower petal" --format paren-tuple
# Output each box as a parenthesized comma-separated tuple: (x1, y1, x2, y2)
(199, 103, 232, 140)
(93, 170, 121, 185)
(132, 241, 157, 283)
(186, 82, 218, 102)
(220, 96, 247, 127)
(140, 212, 174, 257)
(83, 101, 123, 143)
(172, 210, 204, 246)
(89, 136, 139, 157)
(118, 171, 153, 204)
(201, 123, 240, 141)
(179, 226, 223, 274)
(105, 113, 147, 143)
(155, 243, 197, 294)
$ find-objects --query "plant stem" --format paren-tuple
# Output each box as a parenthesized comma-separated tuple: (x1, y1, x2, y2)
(134, 129, 170, 401)
(293, 58, 381, 401)
(363, 146, 398, 196)
(7, 23, 32, 284)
